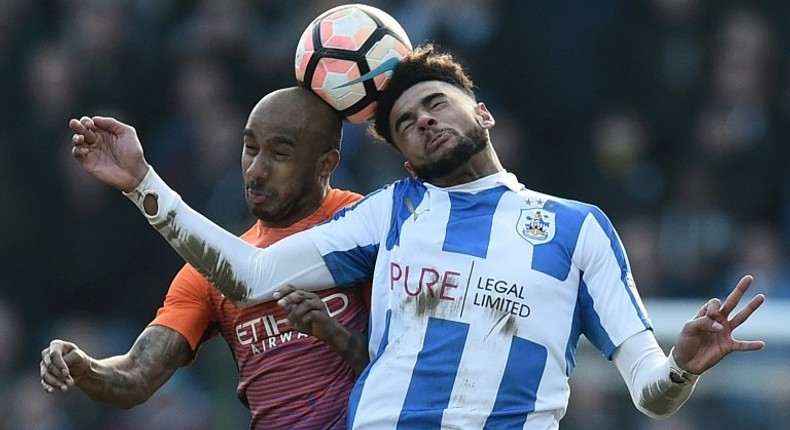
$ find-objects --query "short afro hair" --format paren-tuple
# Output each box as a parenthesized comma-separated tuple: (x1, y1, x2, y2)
(372, 44, 475, 145)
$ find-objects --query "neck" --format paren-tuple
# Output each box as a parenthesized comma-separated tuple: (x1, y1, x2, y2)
(258, 183, 329, 228)
(427, 145, 504, 188)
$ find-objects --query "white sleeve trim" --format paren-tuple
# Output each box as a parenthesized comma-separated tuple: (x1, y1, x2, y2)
(612, 330, 700, 420)
(122, 167, 334, 306)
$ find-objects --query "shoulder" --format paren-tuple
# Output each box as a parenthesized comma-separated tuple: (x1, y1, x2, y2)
(515, 190, 617, 241)
(335, 178, 420, 211)
(323, 189, 367, 216)
(171, 264, 211, 293)
(327, 188, 364, 206)
(523, 189, 607, 220)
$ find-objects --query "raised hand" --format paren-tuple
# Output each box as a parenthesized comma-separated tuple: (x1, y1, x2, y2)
(69, 116, 150, 192)
(672, 275, 765, 374)
(40, 340, 91, 393)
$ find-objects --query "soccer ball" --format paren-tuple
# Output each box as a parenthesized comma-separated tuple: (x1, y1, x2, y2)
(295, 4, 412, 123)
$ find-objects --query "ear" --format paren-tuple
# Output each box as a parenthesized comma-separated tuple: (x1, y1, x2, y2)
(403, 161, 418, 179)
(317, 149, 340, 179)
(475, 102, 496, 129)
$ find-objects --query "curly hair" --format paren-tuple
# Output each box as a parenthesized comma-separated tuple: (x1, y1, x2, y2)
(372, 44, 476, 145)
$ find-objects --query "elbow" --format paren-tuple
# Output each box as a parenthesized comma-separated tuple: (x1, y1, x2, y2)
(637, 406, 672, 421)
(116, 397, 146, 409)
(102, 391, 152, 409)
(636, 397, 682, 421)
(208, 278, 258, 306)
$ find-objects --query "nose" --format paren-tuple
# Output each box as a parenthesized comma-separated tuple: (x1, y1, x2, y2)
(245, 153, 270, 182)
(416, 112, 437, 133)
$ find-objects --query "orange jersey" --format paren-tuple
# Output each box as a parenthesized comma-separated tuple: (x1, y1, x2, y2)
(149, 189, 368, 430)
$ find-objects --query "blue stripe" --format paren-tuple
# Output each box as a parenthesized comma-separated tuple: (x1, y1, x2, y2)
(348, 309, 392, 427)
(589, 209, 652, 330)
(397, 318, 469, 429)
(442, 186, 507, 258)
(484, 336, 547, 429)
(386, 179, 427, 251)
(530, 200, 586, 281)
(564, 296, 583, 376)
(578, 277, 616, 358)
(323, 244, 378, 286)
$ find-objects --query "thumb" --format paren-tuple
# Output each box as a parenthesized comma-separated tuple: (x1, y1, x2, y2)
(61, 348, 88, 370)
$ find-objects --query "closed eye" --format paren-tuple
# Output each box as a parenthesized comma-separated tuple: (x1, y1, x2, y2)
(430, 100, 446, 109)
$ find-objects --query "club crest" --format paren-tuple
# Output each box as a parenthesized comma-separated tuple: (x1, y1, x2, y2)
(517, 208, 556, 245)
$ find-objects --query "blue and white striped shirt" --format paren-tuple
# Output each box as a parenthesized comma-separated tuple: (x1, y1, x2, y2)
(301, 171, 652, 429)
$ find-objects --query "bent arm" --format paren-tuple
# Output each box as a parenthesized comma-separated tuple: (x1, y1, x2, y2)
(612, 330, 700, 420)
(277, 286, 370, 375)
(124, 167, 335, 305)
(77, 326, 191, 408)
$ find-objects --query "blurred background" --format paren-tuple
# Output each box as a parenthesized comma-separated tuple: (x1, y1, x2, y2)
(1, 0, 788, 429)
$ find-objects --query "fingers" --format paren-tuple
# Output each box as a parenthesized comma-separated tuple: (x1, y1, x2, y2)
(285, 294, 329, 336)
(40, 360, 72, 394)
(44, 340, 71, 377)
(710, 275, 764, 330)
(287, 303, 319, 327)
(732, 339, 766, 352)
(279, 289, 322, 311)
(729, 293, 765, 330)
(92, 115, 134, 135)
(71, 144, 90, 158)
(276, 287, 325, 318)
(69, 115, 132, 147)
(693, 298, 725, 331)
(40, 341, 73, 394)
(69, 116, 98, 149)
(68, 117, 89, 134)
(720, 275, 754, 317)
(273, 285, 297, 303)
(685, 307, 724, 335)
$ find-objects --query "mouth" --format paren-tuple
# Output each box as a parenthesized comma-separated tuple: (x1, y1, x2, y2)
(426, 131, 452, 153)
(246, 188, 270, 205)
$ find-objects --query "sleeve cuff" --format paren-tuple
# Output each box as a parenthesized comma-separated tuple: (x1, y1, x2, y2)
(668, 348, 701, 386)
(122, 166, 181, 226)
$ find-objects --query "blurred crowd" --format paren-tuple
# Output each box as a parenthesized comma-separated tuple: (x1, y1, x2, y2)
(0, 0, 788, 429)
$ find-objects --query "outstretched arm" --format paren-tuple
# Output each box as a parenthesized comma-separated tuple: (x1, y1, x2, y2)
(275, 286, 370, 375)
(69, 116, 336, 304)
(40, 326, 191, 408)
(613, 274, 765, 419)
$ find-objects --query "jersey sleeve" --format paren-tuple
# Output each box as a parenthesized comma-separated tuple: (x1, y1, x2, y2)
(124, 167, 336, 305)
(148, 264, 215, 351)
(302, 186, 393, 287)
(573, 205, 653, 358)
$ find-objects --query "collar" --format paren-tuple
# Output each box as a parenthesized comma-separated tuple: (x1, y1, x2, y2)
(424, 170, 524, 193)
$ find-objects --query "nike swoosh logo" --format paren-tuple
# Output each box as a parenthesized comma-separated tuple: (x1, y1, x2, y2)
(333, 57, 400, 89)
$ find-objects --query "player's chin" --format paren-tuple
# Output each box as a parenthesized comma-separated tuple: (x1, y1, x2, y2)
(247, 202, 273, 219)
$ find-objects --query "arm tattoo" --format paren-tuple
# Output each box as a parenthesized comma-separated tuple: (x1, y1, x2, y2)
(79, 326, 191, 407)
